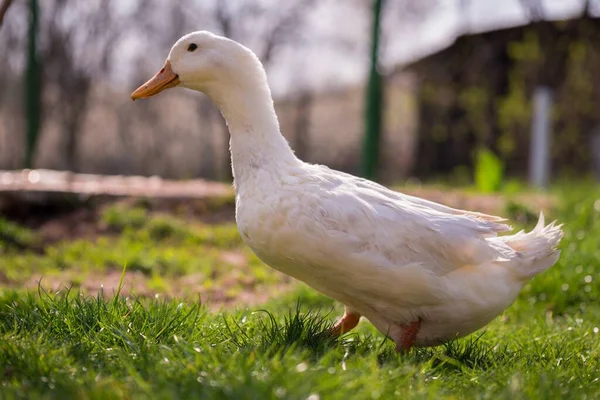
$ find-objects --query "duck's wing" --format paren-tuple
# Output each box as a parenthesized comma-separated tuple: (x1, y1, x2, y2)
(305, 171, 514, 277)
(346, 172, 508, 223)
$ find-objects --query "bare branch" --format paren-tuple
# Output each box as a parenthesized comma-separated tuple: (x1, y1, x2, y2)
(518, 0, 545, 22)
(582, 0, 593, 17)
(0, 0, 14, 27)
(215, 1, 233, 38)
(259, 0, 317, 65)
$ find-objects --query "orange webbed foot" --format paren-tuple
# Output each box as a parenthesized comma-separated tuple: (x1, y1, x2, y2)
(394, 319, 421, 353)
(330, 309, 361, 336)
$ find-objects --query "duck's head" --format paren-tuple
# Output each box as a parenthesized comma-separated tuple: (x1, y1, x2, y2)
(131, 31, 266, 100)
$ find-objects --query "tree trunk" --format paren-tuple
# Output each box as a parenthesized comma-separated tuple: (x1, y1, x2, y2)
(63, 79, 90, 172)
(64, 112, 83, 172)
(293, 93, 312, 160)
(0, 0, 14, 27)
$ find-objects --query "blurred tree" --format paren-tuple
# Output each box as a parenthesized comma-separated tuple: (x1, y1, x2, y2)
(410, 7, 600, 178)
(292, 92, 312, 160)
(210, 0, 318, 65)
(24, 0, 40, 168)
(0, 0, 24, 169)
(201, 0, 318, 181)
(95, 0, 320, 179)
(40, 0, 129, 171)
(458, 0, 471, 33)
(0, 0, 13, 27)
(517, 0, 545, 22)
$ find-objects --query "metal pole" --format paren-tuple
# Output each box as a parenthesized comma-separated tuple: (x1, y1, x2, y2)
(529, 86, 552, 189)
(361, 0, 385, 180)
(24, 0, 41, 168)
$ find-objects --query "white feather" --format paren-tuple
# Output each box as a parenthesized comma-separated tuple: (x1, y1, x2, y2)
(163, 31, 564, 347)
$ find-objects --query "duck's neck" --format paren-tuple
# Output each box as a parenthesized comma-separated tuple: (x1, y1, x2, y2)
(205, 81, 300, 190)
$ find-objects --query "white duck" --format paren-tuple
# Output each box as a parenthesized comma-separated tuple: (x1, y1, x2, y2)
(132, 31, 563, 352)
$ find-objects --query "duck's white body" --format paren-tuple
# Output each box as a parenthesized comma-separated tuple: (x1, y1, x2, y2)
(234, 156, 560, 346)
(133, 31, 563, 349)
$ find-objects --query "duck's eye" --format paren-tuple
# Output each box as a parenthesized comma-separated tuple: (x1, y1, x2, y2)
(187, 43, 198, 52)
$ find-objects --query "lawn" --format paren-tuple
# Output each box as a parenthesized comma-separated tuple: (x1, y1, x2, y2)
(0, 184, 599, 399)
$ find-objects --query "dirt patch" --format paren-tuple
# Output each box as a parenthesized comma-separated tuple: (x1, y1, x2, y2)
(25, 270, 149, 297)
(22, 269, 293, 309)
(218, 251, 247, 267)
(37, 207, 105, 243)
(2, 196, 237, 246)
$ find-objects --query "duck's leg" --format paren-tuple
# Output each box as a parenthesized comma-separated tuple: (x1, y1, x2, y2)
(392, 319, 421, 353)
(330, 308, 361, 336)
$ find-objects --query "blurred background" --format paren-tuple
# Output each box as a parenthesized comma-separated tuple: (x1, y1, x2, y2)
(1, 0, 600, 328)
(1, 0, 600, 187)
(2, 4, 600, 392)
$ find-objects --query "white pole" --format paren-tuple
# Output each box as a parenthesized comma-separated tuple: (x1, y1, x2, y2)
(529, 86, 553, 189)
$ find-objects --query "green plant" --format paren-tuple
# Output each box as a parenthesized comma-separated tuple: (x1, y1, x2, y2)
(474, 147, 504, 193)
(101, 205, 148, 231)
(0, 217, 38, 252)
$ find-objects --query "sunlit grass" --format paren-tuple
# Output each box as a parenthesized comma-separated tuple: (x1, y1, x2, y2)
(0, 203, 283, 299)
(0, 285, 598, 399)
(1, 183, 600, 398)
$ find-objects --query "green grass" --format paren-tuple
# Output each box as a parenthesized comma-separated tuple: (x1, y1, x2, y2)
(0, 203, 284, 298)
(1, 185, 600, 398)
(0, 217, 40, 252)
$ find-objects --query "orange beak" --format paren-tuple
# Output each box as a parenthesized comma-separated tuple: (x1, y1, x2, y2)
(131, 60, 180, 100)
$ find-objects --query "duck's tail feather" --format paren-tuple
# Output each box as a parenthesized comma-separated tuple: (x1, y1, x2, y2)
(502, 212, 563, 280)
